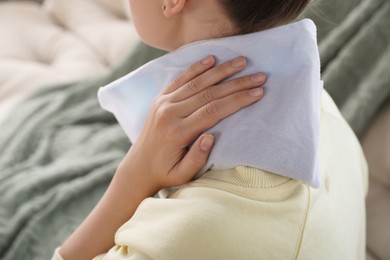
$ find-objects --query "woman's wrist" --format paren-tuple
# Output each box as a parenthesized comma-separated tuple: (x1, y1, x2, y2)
(115, 145, 162, 198)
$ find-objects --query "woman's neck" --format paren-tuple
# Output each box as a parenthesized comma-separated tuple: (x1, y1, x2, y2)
(158, 1, 237, 51)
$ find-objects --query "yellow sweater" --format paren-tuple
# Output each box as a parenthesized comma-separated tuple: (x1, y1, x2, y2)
(53, 90, 368, 259)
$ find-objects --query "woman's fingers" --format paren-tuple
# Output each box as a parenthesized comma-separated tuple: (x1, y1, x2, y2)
(133, 55, 266, 189)
(182, 87, 264, 136)
(168, 134, 215, 186)
(170, 56, 247, 102)
(177, 72, 266, 117)
(162, 56, 216, 94)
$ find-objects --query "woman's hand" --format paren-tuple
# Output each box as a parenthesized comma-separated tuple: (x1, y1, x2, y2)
(59, 56, 266, 260)
(119, 55, 266, 194)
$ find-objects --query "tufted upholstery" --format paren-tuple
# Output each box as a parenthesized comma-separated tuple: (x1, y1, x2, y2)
(0, 0, 139, 122)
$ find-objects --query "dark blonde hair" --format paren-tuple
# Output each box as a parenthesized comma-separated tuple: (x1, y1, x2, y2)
(220, 0, 310, 33)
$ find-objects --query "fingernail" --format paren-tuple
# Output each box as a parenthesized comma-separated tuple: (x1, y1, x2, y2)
(249, 87, 263, 97)
(251, 73, 266, 83)
(231, 57, 246, 68)
(200, 135, 214, 152)
(201, 56, 213, 65)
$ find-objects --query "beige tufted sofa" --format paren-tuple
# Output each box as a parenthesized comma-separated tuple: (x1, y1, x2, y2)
(0, 1, 389, 260)
(0, 0, 139, 122)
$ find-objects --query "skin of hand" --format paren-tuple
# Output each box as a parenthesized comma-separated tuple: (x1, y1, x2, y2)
(59, 55, 266, 260)
(124, 55, 266, 192)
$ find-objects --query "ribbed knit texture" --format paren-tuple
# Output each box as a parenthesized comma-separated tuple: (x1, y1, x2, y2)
(204, 166, 291, 189)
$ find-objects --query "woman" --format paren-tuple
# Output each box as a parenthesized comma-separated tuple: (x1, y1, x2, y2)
(54, 0, 368, 259)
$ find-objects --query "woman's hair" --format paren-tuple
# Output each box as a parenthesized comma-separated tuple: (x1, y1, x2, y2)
(219, 0, 310, 34)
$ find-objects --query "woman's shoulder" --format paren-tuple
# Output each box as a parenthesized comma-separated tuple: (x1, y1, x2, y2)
(320, 89, 345, 120)
(112, 167, 311, 259)
(111, 162, 366, 259)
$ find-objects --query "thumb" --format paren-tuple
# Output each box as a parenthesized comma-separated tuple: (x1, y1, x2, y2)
(169, 134, 215, 185)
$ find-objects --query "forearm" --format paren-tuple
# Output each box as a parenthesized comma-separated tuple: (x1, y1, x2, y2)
(59, 150, 157, 260)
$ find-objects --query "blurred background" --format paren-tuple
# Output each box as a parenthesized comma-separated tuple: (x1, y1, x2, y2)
(0, 0, 389, 259)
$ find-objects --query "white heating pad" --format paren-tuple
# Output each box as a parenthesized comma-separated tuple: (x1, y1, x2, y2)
(98, 19, 323, 188)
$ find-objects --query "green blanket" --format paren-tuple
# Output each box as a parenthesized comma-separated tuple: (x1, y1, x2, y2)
(0, 0, 389, 258)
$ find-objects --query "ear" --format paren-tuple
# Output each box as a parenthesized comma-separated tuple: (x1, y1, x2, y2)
(162, 0, 186, 17)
